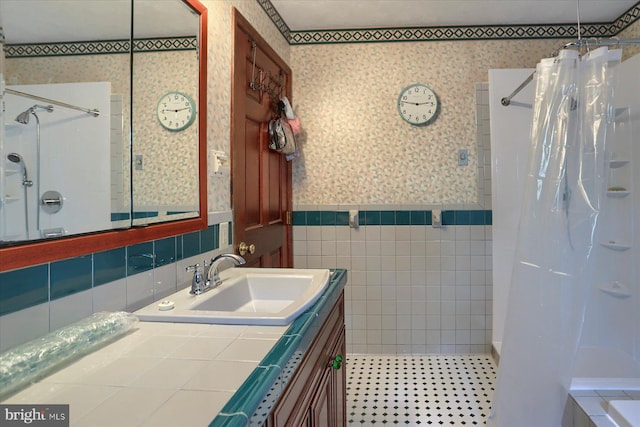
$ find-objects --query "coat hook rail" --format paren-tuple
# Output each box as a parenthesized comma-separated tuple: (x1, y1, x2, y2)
(249, 41, 284, 102)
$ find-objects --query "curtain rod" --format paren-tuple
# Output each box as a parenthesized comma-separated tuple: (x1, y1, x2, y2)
(4, 88, 100, 117)
(501, 38, 640, 107)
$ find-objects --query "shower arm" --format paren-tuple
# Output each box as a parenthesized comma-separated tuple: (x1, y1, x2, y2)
(5, 88, 100, 117)
(501, 37, 640, 107)
(501, 72, 535, 106)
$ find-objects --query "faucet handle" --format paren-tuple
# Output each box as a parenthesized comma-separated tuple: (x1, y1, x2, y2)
(185, 263, 201, 273)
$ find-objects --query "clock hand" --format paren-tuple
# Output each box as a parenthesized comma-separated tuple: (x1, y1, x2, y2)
(400, 100, 433, 106)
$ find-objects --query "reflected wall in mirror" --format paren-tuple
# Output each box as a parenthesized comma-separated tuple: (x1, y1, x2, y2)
(132, 0, 200, 226)
(0, 0, 207, 271)
(0, 0, 203, 246)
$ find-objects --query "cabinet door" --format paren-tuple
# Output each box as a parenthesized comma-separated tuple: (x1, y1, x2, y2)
(310, 328, 346, 427)
(269, 293, 345, 427)
(310, 366, 332, 427)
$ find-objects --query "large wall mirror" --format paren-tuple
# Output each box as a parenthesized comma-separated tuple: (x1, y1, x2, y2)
(0, 0, 208, 271)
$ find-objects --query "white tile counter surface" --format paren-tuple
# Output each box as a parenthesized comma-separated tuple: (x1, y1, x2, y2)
(3, 321, 289, 427)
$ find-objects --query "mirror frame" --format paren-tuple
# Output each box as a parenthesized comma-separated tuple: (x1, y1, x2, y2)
(0, 0, 208, 272)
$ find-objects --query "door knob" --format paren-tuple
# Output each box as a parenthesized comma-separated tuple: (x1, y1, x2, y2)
(238, 242, 256, 255)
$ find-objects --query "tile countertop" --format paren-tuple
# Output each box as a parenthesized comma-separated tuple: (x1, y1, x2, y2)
(2, 269, 347, 427)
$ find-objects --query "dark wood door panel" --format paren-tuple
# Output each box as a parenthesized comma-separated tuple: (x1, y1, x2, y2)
(231, 7, 292, 268)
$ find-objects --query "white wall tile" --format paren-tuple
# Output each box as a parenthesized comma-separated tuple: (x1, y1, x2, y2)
(0, 303, 49, 352)
(153, 263, 177, 300)
(93, 278, 127, 313)
(297, 221, 492, 354)
(126, 270, 154, 312)
(49, 290, 93, 332)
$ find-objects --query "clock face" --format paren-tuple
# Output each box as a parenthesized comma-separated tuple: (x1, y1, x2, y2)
(397, 84, 439, 126)
(157, 91, 196, 131)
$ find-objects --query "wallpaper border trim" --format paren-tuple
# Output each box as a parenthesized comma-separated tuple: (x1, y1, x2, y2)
(5, 36, 196, 58)
(258, 0, 640, 45)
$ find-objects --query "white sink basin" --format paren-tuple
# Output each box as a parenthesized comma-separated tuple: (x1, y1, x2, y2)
(134, 268, 331, 326)
(609, 400, 640, 427)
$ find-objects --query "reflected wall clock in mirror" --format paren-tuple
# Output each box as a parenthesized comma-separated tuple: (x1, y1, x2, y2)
(157, 91, 196, 131)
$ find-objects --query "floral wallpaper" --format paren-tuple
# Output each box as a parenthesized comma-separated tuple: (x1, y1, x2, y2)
(131, 50, 198, 209)
(290, 39, 564, 206)
(203, 0, 290, 213)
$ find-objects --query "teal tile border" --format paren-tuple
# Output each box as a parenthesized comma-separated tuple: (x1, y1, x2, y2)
(183, 231, 201, 258)
(50, 256, 93, 300)
(292, 210, 492, 226)
(0, 264, 48, 316)
(94, 247, 127, 287)
(258, 0, 640, 45)
(110, 212, 130, 221)
(154, 237, 177, 268)
(0, 221, 233, 317)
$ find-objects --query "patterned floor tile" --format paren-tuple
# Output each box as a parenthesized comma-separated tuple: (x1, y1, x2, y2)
(347, 354, 496, 426)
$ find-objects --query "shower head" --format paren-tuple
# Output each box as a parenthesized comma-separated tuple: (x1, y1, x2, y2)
(7, 153, 23, 164)
(15, 104, 54, 124)
(7, 152, 32, 187)
(15, 110, 31, 124)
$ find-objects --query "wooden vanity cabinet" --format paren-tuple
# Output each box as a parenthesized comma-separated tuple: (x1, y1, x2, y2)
(268, 292, 346, 427)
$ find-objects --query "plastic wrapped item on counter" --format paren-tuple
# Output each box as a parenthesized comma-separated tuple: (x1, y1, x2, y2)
(0, 311, 139, 399)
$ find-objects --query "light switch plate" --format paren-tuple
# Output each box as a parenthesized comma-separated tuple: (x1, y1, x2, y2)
(458, 149, 468, 166)
(219, 222, 229, 247)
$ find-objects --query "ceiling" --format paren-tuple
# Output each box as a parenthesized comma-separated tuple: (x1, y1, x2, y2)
(0, 0, 199, 44)
(269, 0, 638, 31)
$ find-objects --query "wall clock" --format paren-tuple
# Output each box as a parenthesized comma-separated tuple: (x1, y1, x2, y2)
(156, 91, 196, 131)
(397, 83, 439, 126)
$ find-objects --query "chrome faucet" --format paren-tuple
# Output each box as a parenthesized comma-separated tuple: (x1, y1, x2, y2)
(187, 254, 246, 295)
(206, 253, 246, 288)
(186, 263, 207, 295)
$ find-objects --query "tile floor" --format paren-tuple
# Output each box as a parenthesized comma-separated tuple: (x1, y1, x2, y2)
(347, 354, 496, 425)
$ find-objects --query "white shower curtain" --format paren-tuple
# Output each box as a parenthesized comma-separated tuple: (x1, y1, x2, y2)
(488, 47, 621, 426)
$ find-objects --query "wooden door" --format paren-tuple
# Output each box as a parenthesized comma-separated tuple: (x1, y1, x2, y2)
(231, 9, 292, 268)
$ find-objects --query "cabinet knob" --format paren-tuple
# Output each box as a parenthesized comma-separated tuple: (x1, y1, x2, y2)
(330, 354, 343, 370)
(238, 242, 255, 256)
